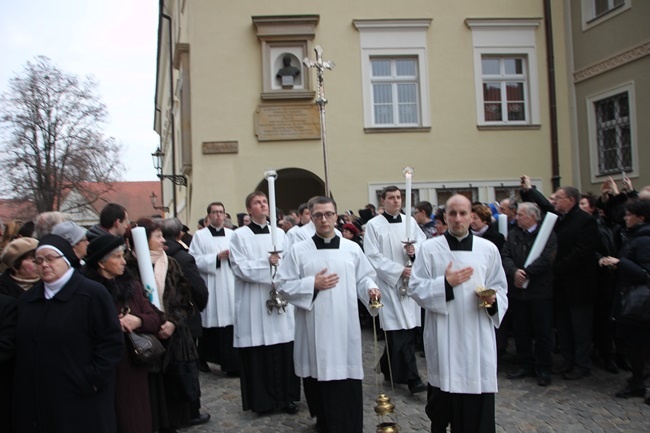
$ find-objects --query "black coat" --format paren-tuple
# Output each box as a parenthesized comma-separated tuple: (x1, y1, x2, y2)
(520, 187, 599, 305)
(501, 225, 557, 301)
(165, 238, 209, 338)
(0, 272, 25, 299)
(481, 224, 505, 252)
(0, 294, 17, 433)
(13, 271, 124, 433)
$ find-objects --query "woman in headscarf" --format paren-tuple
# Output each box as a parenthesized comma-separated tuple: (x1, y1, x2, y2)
(83, 234, 162, 433)
(0, 238, 40, 298)
(13, 234, 123, 433)
(125, 218, 199, 433)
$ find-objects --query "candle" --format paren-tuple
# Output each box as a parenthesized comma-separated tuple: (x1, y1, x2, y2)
(132, 227, 161, 309)
(498, 214, 508, 239)
(522, 212, 558, 288)
(265, 170, 278, 249)
(403, 167, 413, 240)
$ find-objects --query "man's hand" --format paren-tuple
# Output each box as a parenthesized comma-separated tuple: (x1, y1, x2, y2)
(514, 269, 527, 288)
(368, 288, 381, 301)
(622, 176, 633, 192)
(607, 176, 619, 195)
(218, 249, 230, 260)
(520, 175, 531, 191)
(157, 321, 176, 340)
(445, 262, 473, 287)
(314, 268, 339, 291)
(401, 266, 412, 279)
(404, 244, 415, 257)
(269, 252, 280, 266)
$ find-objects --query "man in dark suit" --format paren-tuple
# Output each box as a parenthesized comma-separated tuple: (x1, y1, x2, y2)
(520, 177, 599, 380)
(0, 293, 17, 433)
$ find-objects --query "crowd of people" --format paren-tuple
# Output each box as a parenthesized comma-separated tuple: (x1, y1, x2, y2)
(0, 173, 649, 433)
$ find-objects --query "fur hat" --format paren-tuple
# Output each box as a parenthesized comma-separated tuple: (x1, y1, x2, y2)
(1, 237, 38, 269)
(85, 235, 125, 266)
(52, 221, 87, 246)
(37, 234, 79, 268)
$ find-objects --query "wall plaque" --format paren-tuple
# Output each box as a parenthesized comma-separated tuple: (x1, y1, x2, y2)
(202, 141, 239, 154)
(255, 104, 321, 141)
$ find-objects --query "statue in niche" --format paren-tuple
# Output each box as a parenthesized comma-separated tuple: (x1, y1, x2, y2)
(276, 54, 300, 88)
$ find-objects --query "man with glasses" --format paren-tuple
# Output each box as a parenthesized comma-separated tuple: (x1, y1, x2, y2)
(189, 202, 239, 377)
(277, 196, 380, 433)
(364, 185, 427, 394)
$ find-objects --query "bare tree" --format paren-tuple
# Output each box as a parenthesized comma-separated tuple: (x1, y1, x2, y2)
(0, 56, 123, 212)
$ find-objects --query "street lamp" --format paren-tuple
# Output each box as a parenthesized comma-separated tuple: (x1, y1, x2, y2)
(149, 192, 170, 213)
(150, 147, 188, 187)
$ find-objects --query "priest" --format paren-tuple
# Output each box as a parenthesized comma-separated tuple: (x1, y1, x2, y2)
(409, 194, 508, 433)
(229, 191, 300, 415)
(277, 196, 380, 433)
(189, 201, 240, 375)
(364, 185, 427, 394)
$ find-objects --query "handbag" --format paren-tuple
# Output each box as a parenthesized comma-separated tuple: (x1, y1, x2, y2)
(613, 272, 650, 327)
(126, 332, 166, 365)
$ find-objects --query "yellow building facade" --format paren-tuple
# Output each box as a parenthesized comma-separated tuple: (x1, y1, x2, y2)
(154, 0, 574, 224)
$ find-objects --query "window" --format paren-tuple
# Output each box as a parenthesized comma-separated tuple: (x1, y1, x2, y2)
(587, 82, 637, 181)
(481, 56, 528, 123)
(354, 19, 431, 131)
(581, 0, 630, 29)
(595, 92, 631, 175)
(371, 57, 420, 126)
(466, 19, 541, 127)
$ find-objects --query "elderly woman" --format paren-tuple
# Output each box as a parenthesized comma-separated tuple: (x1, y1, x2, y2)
(125, 218, 199, 433)
(0, 238, 39, 298)
(601, 199, 650, 402)
(83, 235, 162, 433)
(13, 234, 123, 433)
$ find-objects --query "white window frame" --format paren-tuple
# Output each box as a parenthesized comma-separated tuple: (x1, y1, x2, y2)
(466, 19, 541, 127)
(581, 0, 630, 31)
(353, 19, 432, 131)
(480, 55, 530, 124)
(370, 56, 421, 127)
(586, 81, 638, 183)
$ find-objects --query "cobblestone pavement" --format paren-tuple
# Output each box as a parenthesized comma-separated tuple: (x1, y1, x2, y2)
(184, 328, 649, 433)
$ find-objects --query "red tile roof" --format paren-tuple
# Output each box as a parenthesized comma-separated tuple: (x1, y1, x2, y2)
(77, 181, 163, 220)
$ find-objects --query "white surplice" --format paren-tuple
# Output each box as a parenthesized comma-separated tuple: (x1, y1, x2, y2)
(363, 214, 426, 331)
(277, 237, 377, 381)
(189, 227, 236, 328)
(408, 235, 508, 394)
(229, 224, 294, 348)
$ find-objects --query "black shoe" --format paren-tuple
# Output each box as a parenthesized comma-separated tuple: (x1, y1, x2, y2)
(408, 379, 427, 394)
(604, 360, 619, 374)
(283, 401, 299, 415)
(198, 360, 211, 373)
(537, 372, 551, 386)
(615, 385, 646, 399)
(188, 413, 211, 426)
(506, 368, 535, 379)
(616, 356, 632, 372)
(552, 363, 572, 375)
(563, 368, 590, 380)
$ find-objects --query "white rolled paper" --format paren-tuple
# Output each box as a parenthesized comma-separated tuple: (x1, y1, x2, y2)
(521, 212, 558, 288)
(498, 214, 508, 239)
(266, 172, 278, 249)
(132, 226, 162, 309)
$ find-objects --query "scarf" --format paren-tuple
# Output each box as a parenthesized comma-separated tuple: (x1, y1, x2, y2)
(44, 268, 74, 300)
(150, 249, 168, 311)
(471, 225, 489, 237)
(11, 274, 40, 291)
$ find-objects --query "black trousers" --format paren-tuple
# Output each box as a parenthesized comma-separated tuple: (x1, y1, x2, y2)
(380, 329, 420, 384)
(511, 298, 554, 372)
(555, 299, 593, 371)
(426, 385, 495, 433)
(303, 377, 363, 433)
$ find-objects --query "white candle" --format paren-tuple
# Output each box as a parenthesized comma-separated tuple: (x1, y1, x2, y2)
(265, 170, 278, 249)
(498, 214, 508, 240)
(132, 227, 161, 309)
(522, 212, 558, 288)
(403, 167, 413, 240)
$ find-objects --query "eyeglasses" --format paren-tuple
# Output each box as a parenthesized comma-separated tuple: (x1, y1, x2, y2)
(312, 211, 337, 220)
(34, 255, 64, 265)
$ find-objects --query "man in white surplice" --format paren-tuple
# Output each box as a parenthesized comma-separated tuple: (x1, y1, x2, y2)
(189, 201, 239, 375)
(364, 185, 427, 394)
(278, 196, 380, 433)
(409, 194, 507, 433)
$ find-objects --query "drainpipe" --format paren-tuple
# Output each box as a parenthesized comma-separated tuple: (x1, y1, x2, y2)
(544, 0, 561, 190)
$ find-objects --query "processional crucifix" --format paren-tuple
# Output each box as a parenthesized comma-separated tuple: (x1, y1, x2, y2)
(303, 46, 335, 197)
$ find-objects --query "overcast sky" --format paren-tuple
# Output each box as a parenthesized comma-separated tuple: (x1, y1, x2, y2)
(0, 0, 160, 181)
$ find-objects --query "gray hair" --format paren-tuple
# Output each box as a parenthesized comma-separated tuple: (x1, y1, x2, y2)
(34, 212, 71, 239)
(98, 245, 126, 264)
(161, 218, 183, 239)
(518, 202, 541, 222)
